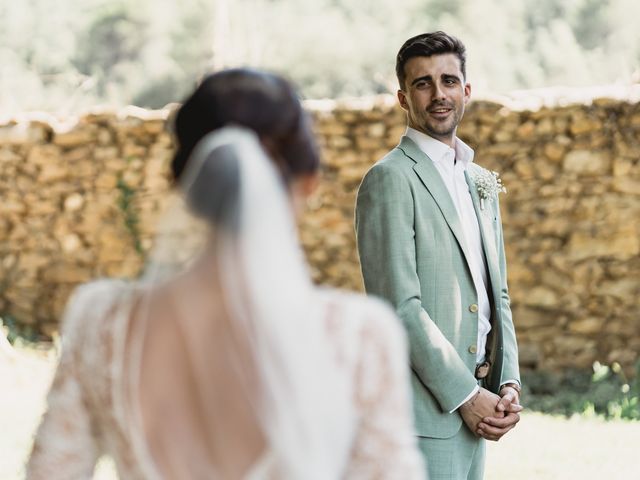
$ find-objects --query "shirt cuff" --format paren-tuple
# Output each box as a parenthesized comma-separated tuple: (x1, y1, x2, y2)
(500, 379, 520, 389)
(449, 385, 480, 413)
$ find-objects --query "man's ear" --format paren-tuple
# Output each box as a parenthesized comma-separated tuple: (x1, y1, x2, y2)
(463, 82, 472, 105)
(397, 89, 409, 111)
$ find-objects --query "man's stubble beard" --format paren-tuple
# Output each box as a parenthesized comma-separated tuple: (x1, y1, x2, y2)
(421, 110, 462, 141)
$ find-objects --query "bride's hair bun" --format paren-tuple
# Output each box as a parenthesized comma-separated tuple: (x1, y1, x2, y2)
(171, 68, 319, 186)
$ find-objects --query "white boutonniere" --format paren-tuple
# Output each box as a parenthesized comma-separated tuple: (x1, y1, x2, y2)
(473, 169, 506, 210)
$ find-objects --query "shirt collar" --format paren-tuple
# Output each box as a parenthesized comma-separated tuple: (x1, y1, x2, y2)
(405, 126, 474, 167)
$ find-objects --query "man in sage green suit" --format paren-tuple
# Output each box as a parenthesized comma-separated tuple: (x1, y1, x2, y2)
(355, 32, 521, 479)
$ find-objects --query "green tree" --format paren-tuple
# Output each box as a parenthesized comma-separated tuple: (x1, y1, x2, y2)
(73, 5, 146, 97)
(2, 0, 640, 114)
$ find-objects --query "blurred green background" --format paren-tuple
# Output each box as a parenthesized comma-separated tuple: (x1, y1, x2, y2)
(2, 0, 640, 116)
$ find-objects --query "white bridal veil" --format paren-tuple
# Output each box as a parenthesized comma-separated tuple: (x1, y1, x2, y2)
(134, 127, 356, 479)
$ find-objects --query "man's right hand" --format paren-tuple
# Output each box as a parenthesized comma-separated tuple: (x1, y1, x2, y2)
(458, 388, 503, 436)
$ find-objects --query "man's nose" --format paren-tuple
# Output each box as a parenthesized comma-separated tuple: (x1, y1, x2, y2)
(432, 82, 446, 101)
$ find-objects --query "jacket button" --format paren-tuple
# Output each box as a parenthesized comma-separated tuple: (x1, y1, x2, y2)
(469, 345, 478, 354)
(469, 303, 478, 313)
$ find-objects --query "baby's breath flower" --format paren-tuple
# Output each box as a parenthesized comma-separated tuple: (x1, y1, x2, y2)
(473, 169, 507, 209)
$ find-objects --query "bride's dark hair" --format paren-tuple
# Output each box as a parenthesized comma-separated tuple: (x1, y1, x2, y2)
(171, 68, 320, 184)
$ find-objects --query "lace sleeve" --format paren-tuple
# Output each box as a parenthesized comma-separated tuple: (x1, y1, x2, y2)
(26, 285, 101, 479)
(344, 302, 426, 480)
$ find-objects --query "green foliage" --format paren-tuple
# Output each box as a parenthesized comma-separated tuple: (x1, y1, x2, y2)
(523, 361, 640, 421)
(132, 73, 185, 109)
(572, 0, 610, 50)
(72, 5, 147, 96)
(2, 0, 640, 114)
(1, 315, 41, 345)
(116, 175, 143, 255)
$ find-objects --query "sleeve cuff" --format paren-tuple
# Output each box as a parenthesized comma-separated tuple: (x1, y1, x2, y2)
(449, 385, 479, 413)
(500, 379, 520, 388)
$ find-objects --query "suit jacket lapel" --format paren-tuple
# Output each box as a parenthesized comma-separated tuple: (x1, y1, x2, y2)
(398, 136, 474, 269)
(465, 168, 501, 301)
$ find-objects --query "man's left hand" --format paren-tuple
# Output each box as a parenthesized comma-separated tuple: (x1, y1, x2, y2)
(496, 384, 520, 412)
(476, 385, 522, 441)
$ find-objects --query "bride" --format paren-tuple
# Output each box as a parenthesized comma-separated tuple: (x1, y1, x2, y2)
(27, 69, 425, 479)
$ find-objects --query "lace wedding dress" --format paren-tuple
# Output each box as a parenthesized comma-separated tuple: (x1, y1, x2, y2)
(27, 281, 425, 479)
(26, 128, 425, 479)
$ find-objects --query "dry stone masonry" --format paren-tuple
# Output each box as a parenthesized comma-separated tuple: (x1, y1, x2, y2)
(1, 95, 639, 374)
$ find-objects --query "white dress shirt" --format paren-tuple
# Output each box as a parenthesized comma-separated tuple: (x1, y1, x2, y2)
(406, 127, 493, 409)
(406, 127, 492, 363)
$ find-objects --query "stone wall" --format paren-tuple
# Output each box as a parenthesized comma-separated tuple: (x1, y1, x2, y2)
(1, 96, 639, 374)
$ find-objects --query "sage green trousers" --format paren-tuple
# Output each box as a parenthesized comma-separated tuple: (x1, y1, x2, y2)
(417, 425, 486, 480)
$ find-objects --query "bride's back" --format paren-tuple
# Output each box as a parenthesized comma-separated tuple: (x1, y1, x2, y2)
(123, 69, 324, 478)
(130, 267, 267, 479)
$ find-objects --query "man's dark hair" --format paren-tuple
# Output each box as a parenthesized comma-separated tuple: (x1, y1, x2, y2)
(395, 31, 467, 90)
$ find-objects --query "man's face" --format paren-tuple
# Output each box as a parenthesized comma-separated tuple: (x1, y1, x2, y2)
(397, 53, 471, 146)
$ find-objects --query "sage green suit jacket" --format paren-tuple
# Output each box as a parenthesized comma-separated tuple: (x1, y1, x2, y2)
(355, 136, 520, 439)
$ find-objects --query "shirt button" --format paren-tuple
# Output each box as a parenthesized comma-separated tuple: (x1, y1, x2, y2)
(469, 345, 478, 354)
(469, 303, 478, 313)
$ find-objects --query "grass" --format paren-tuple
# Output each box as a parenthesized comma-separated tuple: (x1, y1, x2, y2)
(2, 341, 639, 480)
(522, 363, 640, 421)
(485, 413, 639, 479)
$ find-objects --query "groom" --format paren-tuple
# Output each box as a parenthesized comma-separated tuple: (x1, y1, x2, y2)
(355, 32, 521, 479)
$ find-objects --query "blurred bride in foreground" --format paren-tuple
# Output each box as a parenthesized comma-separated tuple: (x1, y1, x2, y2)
(27, 69, 425, 479)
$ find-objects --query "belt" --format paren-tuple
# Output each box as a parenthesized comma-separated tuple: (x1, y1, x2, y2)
(474, 361, 491, 380)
